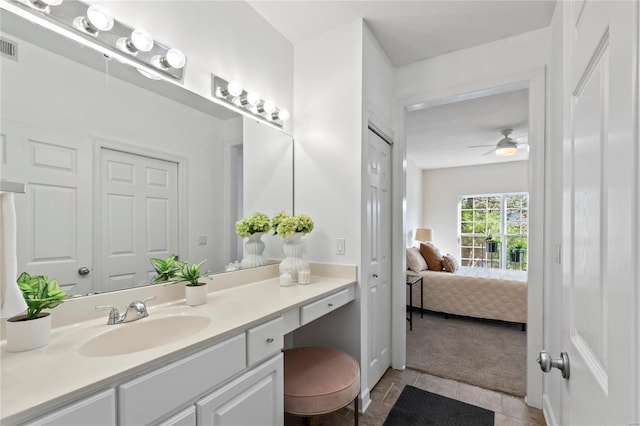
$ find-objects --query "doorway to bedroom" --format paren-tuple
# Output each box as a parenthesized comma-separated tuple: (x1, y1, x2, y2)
(403, 85, 531, 398)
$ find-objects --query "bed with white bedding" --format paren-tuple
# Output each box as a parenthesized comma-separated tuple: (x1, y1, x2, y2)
(408, 266, 528, 325)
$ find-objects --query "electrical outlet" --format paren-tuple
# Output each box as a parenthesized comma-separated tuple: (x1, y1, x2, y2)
(198, 236, 207, 246)
(336, 238, 345, 255)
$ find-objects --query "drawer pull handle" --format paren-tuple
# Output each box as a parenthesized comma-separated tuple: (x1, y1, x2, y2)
(328, 303, 334, 307)
(266, 337, 274, 343)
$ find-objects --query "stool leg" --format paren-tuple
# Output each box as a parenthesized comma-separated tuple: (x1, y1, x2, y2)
(307, 415, 316, 426)
(354, 396, 359, 426)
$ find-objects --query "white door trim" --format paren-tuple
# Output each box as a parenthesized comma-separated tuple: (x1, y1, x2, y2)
(391, 66, 546, 408)
(91, 136, 188, 292)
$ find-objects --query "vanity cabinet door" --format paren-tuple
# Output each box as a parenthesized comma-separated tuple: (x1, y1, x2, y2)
(26, 389, 115, 426)
(118, 334, 246, 425)
(156, 406, 196, 426)
(197, 354, 283, 426)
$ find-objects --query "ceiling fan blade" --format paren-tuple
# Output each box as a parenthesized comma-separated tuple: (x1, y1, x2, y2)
(482, 148, 495, 156)
(466, 144, 494, 149)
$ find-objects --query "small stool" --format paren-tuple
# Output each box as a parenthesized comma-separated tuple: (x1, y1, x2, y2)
(283, 346, 360, 425)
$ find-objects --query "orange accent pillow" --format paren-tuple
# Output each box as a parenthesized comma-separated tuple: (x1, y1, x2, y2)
(442, 253, 460, 273)
(420, 242, 444, 271)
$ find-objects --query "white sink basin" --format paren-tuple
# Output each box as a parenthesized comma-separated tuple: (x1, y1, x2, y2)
(79, 314, 211, 357)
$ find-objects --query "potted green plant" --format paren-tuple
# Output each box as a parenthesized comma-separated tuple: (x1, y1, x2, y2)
(235, 212, 271, 269)
(149, 254, 184, 283)
(6, 272, 66, 352)
(485, 233, 499, 253)
(273, 212, 314, 284)
(509, 240, 527, 263)
(176, 259, 208, 306)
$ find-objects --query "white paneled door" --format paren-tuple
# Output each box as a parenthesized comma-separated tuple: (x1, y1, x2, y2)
(99, 148, 178, 292)
(366, 127, 392, 390)
(561, 1, 638, 424)
(2, 120, 93, 295)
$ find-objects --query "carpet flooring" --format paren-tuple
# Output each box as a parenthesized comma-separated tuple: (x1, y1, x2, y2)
(383, 385, 495, 426)
(406, 311, 526, 396)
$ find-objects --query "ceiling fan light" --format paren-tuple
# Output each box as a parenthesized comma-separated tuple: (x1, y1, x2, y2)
(496, 146, 518, 156)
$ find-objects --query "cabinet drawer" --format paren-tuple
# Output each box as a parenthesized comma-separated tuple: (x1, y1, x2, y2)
(197, 353, 283, 426)
(301, 288, 351, 325)
(156, 406, 196, 426)
(118, 334, 246, 425)
(28, 389, 115, 426)
(246, 316, 283, 366)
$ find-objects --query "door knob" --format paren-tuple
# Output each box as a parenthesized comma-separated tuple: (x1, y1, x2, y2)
(537, 350, 570, 379)
(78, 267, 91, 276)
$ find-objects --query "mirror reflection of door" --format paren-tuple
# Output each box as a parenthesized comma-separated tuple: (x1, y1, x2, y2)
(99, 148, 178, 292)
(1, 120, 93, 295)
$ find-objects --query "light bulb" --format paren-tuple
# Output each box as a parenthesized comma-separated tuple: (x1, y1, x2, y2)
(246, 92, 260, 106)
(275, 108, 290, 122)
(161, 48, 186, 69)
(130, 29, 154, 52)
(117, 29, 154, 54)
(262, 100, 276, 114)
(495, 146, 518, 157)
(227, 81, 243, 97)
(86, 5, 114, 32)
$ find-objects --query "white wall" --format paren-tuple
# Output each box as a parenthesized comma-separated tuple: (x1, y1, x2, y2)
(92, 1, 294, 134)
(363, 22, 395, 133)
(291, 18, 395, 409)
(395, 28, 550, 104)
(420, 161, 529, 257)
(405, 158, 423, 247)
(243, 118, 293, 261)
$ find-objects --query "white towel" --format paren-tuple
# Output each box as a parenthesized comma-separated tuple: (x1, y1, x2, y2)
(1, 192, 27, 318)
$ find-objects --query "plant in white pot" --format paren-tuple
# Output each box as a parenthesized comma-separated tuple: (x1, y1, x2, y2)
(6, 272, 66, 352)
(177, 260, 208, 306)
(273, 212, 314, 284)
(235, 212, 271, 269)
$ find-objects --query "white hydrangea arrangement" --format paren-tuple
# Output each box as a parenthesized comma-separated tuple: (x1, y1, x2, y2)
(235, 212, 272, 238)
(272, 211, 314, 238)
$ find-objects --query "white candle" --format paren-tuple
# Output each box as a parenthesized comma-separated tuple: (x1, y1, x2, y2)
(280, 272, 293, 287)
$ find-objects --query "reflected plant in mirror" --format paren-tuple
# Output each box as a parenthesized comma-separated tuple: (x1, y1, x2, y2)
(1, 9, 294, 298)
(149, 255, 184, 284)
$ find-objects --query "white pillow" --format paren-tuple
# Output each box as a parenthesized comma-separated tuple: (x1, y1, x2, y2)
(406, 247, 428, 272)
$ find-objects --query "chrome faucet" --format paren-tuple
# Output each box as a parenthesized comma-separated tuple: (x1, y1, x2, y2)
(95, 296, 156, 325)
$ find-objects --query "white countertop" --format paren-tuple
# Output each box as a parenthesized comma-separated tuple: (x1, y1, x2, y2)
(0, 266, 356, 423)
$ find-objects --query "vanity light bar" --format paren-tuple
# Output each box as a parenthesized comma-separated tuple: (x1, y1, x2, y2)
(8, 0, 187, 81)
(212, 75, 289, 128)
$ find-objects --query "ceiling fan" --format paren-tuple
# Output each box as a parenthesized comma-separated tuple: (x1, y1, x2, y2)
(467, 129, 529, 157)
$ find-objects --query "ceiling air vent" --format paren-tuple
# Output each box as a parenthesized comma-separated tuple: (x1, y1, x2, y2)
(0, 37, 18, 61)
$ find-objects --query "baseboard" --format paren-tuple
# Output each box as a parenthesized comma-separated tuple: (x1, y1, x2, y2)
(360, 386, 372, 413)
(542, 394, 559, 426)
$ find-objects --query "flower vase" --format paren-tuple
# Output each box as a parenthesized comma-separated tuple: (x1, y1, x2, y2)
(279, 233, 309, 283)
(5, 313, 51, 352)
(240, 232, 267, 269)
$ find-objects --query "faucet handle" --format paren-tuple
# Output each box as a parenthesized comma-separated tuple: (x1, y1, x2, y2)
(95, 305, 121, 325)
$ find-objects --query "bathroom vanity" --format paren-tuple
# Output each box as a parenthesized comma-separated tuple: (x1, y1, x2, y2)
(0, 264, 357, 425)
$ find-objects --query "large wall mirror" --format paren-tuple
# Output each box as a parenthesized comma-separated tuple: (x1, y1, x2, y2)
(0, 9, 293, 297)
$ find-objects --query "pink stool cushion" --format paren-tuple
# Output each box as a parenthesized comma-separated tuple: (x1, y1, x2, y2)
(283, 347, 360, 416)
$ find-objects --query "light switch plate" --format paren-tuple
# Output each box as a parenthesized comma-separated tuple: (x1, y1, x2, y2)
(336, 238, 345, 255)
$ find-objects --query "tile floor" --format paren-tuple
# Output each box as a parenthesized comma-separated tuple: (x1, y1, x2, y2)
(284, 367, 546, 426)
